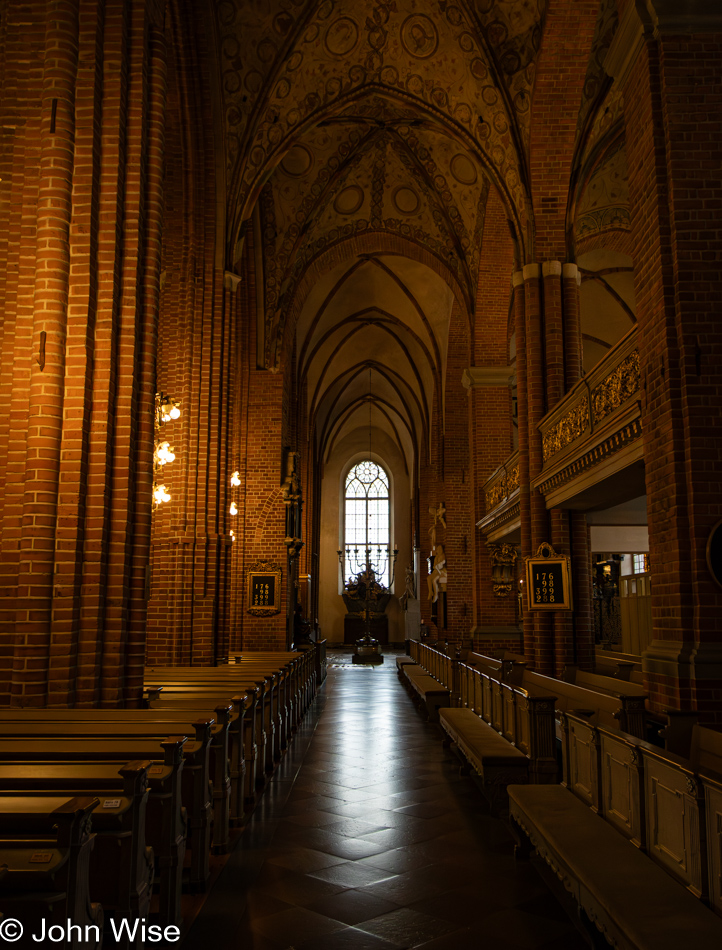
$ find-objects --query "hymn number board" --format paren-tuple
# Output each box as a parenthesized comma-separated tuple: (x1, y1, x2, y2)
(525, 543, 572, 611)
(251, 577, 274, 608)
(247, 561, 282, 616)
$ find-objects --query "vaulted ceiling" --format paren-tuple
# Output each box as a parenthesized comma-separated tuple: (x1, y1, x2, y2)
(210, 0, 628, 479)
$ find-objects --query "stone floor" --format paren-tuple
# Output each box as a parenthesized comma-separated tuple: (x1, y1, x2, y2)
(183, 651, 587, 950)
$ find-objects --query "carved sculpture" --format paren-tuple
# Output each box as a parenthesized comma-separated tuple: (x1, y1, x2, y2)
(488, 542, 518, 597)
(427, 501, 447, 547)
(399, 565, 416, 610)
(427, 542, 447, 603)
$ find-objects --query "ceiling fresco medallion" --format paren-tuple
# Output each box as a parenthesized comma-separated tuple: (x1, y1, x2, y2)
(280, 144, 313, 178)
(334, 185, 365, 216)
(450, 153, 478, 185)
(325, 17, 359, 57)
(392, 186, 420, 215)
(401, 14, 439, 59)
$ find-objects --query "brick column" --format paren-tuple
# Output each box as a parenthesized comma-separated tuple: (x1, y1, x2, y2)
(562, 262, 593, 670)
(465, 368, 518, 645)
(513, 271, 535, 662)
(13, 2, 79, 705)
(607, 2, 722, 717)
(543, 260, 575, 674)
(523, 265, 553, 673)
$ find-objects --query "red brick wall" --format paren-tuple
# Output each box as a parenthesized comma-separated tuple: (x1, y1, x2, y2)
(469, 187, 518, 634)
(0, 0, 168, 706)
(623, 23, 722, 717)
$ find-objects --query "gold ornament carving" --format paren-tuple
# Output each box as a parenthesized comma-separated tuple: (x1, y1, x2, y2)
(506, 464, 519, 494)
(542, 398, 590, 462)
(484, 461, 519, 513)
(485, 478, 507, 513)
(592, 349, 640, 424)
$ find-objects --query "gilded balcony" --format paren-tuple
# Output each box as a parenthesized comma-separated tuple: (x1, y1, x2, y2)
(477, 450, 520, 540)
(533, 325, 643, 508)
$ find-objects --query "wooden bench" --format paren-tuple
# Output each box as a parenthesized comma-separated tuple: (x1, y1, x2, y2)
(438, 708, 528, 812)
(455, 661, 558, 784)
(562, 667, 648, 736)
(509, 784, 722, 950)
(145, 674, 278, 774)
(0, 736, 187, 928)
(0, 796, 103, 950)
(401, 665, 450, 721)
(396, 656, 416, 674)
(0, 706, 232, 854)
(509, 710, 722, 948)
(0, 761, 152, 942)
(0, 722, 212, 893)
(144, 686, 259, 817)
(522, 669, 646, 739)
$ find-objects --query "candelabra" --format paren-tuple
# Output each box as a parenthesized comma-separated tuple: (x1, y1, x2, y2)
(338, 544, 398, 644)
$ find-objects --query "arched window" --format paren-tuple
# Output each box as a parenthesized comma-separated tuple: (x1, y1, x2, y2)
(344, 460, 391, 587)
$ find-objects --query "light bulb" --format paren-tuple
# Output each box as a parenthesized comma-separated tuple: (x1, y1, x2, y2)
(230, 501, 238, 516)
(231, 471, 241, 487)
(170, 405, 181, 420)
(153, 484, 171, 505)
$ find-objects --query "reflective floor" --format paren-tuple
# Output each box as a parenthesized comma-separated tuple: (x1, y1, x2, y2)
(183, 651, 586, 950)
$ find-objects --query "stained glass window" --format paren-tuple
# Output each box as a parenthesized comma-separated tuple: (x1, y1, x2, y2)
(344, 460, 391, 587)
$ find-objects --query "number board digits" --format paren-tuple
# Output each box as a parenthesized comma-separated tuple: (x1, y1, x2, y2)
(530, 563, 564, 606)
(524, 543, 572, 611)
(251, 576, 275, 608)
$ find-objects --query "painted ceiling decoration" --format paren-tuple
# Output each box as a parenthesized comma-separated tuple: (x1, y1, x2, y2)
(216, 0, 547, 250)
(575, 139, 630, 242)
(211, 0, 630, 490)
(260, 115, 491, 365)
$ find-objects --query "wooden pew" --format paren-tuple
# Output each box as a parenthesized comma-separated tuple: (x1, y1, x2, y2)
(438, 707, 528, 812)
(522, 668, 647, 739)
(143, 649, 318, 817)
(0, 796, 103, 950)
(0, 761, 152, 938)
(562, 667, 648, 734)
(508, 711, 722, 949)
(0, 737, 187, 928)
(0, 723, 212, 894)
(400, 664, 450, 721)
(454, 661, 558, 784)
(144, 687, 259, 818)
(145, 673, 279, 773)
(0, 706, 232, 854)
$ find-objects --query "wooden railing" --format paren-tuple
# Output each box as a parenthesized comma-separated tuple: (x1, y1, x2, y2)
(562, 711, 722, 910)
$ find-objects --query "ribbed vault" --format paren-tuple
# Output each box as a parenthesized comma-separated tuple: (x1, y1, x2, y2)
(297, 254, 454, 476)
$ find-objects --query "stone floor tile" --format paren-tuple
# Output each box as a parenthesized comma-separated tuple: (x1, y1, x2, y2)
(249, 906, 348, 943)
(307, 861, 398, 889)
(356, 907, 457, 948)
(305, 886, 402, 926)
(182, 652, 582, 950)
(265, 847, 348, 874)
(293, 925, 401, 950)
